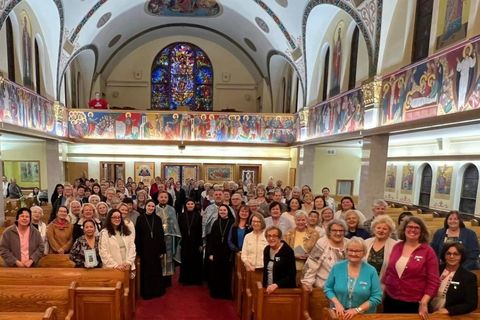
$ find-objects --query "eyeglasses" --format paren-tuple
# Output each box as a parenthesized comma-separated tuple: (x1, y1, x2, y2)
(347, 249, 364, 253)
(331, 229, 345, 233)
(406, 225, 420, 230)
(445, 252, 460, 257)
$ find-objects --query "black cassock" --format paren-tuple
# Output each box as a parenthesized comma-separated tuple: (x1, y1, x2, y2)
(206, 216, 234, 299)
(178, 209, 203, 285)
(135, 213, 167, 299)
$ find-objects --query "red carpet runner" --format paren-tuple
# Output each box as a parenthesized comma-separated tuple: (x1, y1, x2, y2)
(135, 273, 240, 320)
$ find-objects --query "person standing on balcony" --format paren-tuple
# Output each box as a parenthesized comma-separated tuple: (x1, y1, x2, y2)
(88, 92, 109, 109)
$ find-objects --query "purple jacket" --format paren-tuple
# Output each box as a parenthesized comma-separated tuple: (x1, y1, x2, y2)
(382, 242, 439, 302)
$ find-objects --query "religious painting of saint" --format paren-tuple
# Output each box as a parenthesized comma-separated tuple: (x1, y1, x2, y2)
(435, 165, 453, 199)
(436, 0, 470, 50)
(385, 164, 397, 192)
(134, 162, 155, 185)
(330, 20, 344, 97)
(21, 11, 33, 89)
(400, 165, 414, 194)
(145, 0, 221, 17)
(454, 43, 477, 110)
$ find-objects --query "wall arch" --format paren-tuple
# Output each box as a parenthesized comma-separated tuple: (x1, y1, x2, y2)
(453, 162, 480, 213)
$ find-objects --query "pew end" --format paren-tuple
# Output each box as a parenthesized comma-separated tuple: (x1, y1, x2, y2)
(255, 281, 303, 320)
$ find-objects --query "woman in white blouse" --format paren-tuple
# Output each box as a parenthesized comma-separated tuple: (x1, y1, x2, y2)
(241, 213, 268, 271)
(99, 208, 136, 271)
(30, 206, 48, 254)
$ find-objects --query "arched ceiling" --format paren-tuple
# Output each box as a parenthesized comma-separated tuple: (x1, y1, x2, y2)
(0, 0, 382, 102)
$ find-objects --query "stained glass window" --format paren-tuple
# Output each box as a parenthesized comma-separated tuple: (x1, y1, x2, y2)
(151, 42, 213, 111)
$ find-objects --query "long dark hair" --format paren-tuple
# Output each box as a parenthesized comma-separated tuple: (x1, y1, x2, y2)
(340, 196, 356, 210)
(233, 204, 251, 228)
(50, 183, 64, 204)
(104, 208, 131, 236)
(91, 183, 103, 197)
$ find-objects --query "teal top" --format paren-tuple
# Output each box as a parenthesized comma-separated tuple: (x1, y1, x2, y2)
(324, 260, 382, 313)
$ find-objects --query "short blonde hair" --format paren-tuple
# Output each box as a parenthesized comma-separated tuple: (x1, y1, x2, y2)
(81, 202, 98, 219)
(371, 215, 395, 234)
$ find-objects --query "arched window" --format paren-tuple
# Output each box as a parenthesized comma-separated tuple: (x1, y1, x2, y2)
(348, 27, 359, 90)
(412, 0, 433, 62)
(459, 164, 479, 215)
(34, 39, 41, 95)
(419, 164, 432, 207)
(151, 42, 213, 111)
(6, 17, 15, 82)
(321, 47, 330, 101)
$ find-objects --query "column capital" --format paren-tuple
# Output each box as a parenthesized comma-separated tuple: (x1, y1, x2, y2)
(361, 77, 382, 106)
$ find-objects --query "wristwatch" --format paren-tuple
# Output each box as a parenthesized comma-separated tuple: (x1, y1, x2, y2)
(355, 307, 363, 313)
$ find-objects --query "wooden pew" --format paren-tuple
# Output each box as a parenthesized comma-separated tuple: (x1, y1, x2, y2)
(0, 268, 133, 320)
(255, 282, 303, 320)
(0, 306, 57, 320)
(321, 307, 480, 319)
(234, 253, 246, 315)
(37, 254, 75, 268)
(0, 283, 75, 320)
(242, 270, 263, 320)
(75, 282, 123, 320)
(302, 287, 330, 320)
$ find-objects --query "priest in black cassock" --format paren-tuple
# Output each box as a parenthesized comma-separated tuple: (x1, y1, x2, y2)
(135, 199, 167, 299)
(206, 204, 235, 299)
(178, 199, 203, 285)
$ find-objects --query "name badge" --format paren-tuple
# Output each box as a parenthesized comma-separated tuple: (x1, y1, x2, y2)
(451, 281, 460, 289)
(414, 255, 423, 261)
(275, 257, 280, 262)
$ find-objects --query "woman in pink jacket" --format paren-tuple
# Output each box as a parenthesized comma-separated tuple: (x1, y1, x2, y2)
(382, 216, 439, 320)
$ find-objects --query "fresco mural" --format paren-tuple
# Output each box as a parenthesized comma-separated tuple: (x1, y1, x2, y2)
(330, 20, 344, 97)
(436, 0, 470, 50)
(385, 164, 397, 192)
(435, 165, 453, 200)
(381, 37, 480, 125)
(0, 78, 67, 137)
(299, 88, 364, 141)
(146, 0, 220, 17)
(20, 11, 33, 89)
(400, 164, 414, 194)
(68, 110, 296, 144)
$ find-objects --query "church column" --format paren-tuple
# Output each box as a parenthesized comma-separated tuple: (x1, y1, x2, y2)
(45, 140, 64, 198)
(297, 145, 316, 188)
(358, 134, 389, 217)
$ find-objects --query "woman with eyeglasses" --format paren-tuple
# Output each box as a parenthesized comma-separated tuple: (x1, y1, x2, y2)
(99, 209, 136, 272)
(241, 213, 268, 271)
(262, 226, 296, 294)
(430, 242, 478, 315)
(430, 210, 480, 270)
(302, 219, 349, 291)
(382, 217, 439, 320)
(324, 237, 382, 319)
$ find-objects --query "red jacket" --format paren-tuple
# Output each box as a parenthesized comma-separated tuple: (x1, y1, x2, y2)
(382, 242, 439, 302)
(88, 98, 108, 109)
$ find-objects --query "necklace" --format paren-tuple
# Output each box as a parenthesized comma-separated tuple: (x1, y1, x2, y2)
(144, 213, 155, 239)
(185, 211, 195, 237)
(219, 218, 230, 243)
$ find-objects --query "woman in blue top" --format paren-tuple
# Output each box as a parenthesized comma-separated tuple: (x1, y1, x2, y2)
(324, 237, 382, 320)
(430, 211, 479, 270)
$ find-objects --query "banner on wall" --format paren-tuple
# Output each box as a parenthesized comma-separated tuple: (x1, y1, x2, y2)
(400, 164, 414, 195)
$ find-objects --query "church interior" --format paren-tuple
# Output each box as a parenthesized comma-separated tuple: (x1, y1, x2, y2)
(1, 0, 480, 319)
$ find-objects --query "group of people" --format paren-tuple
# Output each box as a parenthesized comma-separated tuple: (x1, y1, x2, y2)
(0, 176, 478, 318)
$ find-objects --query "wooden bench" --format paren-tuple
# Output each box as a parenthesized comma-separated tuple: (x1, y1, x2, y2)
(75, 282, 123, 320)
(242, 270, 263, 320)
(0, 283, 75, 320)
(37, 254, 76, 268)
(302, 287, 330, 320)
(234, 253, 245, 315)
(0, 306, 57, 320)
(255, 281, 303, 320)
(321, 307, 480, 319)
(0, 268, 134, 320)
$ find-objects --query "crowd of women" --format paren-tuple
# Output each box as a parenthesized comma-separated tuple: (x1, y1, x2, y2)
(0, 177, 478, 318)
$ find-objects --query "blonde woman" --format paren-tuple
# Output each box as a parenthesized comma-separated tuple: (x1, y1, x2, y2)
(365, 215, 398, 279)
(96, 202, 109, 225)
(284, 210, 320, 272)
(31, 206, 48, 254)
(241, 213, 268, 271)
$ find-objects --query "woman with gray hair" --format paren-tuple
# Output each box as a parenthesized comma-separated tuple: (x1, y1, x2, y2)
(365, 215, 398, 279)
(284, 210, 320, 273)
(324, 237, 382, 318)
(301, 219, 349, 290)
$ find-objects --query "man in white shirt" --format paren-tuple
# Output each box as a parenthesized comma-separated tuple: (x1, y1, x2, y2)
(2, 176, 9, 197)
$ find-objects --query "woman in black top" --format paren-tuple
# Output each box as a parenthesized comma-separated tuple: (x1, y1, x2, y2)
(206, 204, 235, 298)
(262, 225, 296, 294)
(178, 199, 203, 285)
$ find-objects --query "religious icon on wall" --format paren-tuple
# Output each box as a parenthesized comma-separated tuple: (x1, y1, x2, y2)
(330, 20, 344, 97)
(400, 165, 414, 194)
(134, 162, 155, 185)
(385, 164, 397, 192)
(436, 0, 470, 50)
(146, 0, 220, 17)
(21, 11, 33, 89)
(435, 165, 453, 199)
